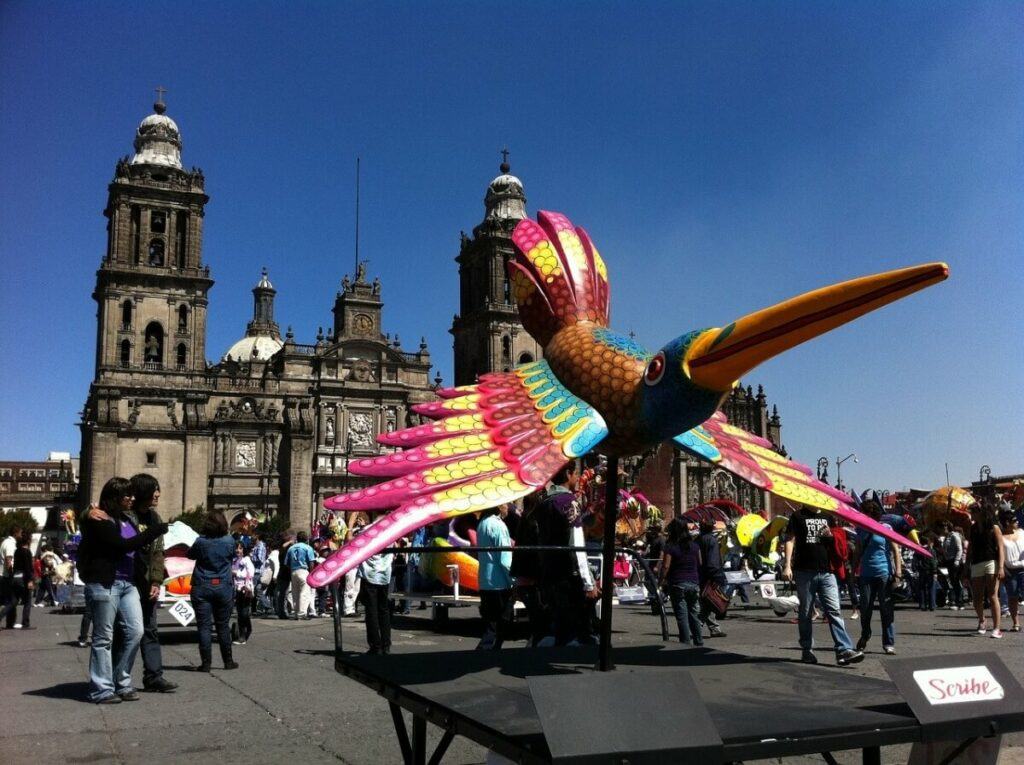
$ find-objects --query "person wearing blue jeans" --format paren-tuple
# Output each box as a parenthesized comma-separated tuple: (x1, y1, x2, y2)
(85, 580, 144, 701)
(784, 507, 863, 667)
(76, 477, 167, 703)
(856, 505, 902, 654)
(189, 511, 238, 671)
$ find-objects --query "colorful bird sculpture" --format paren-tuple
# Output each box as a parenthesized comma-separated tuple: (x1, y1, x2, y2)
(308, 210, 946, 587)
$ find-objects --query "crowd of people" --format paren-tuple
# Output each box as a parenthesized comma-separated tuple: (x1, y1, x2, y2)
(3, 462, 1022, 701)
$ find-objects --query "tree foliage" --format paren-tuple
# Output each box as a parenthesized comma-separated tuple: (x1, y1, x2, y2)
(0, 509, 40, 539)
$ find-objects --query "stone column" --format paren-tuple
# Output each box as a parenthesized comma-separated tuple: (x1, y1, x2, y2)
(182, 432, 210, 516)
(287, 435, 314, 532)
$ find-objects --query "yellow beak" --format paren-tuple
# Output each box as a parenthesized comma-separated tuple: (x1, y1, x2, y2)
(686, 262, 949, 392)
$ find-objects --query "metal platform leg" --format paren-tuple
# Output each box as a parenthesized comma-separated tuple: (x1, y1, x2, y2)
(597, 455, 619, 671)
(428, 730, 455, 765)
(412, 715, 427, 765)
(389, 702, 413, 763)
(863, 745, 881, 765)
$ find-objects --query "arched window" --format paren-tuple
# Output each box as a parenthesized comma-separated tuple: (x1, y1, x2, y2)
(518, 352, 534, 365)
(148, 238, 165, 266)
(176, 343, 187, 370)
(501, 335, 511, 361)
(121, 300, 133, 330)
(178, 305, 189, 333)
(119, 339, 131, 368)
(144, 322, 164, 367)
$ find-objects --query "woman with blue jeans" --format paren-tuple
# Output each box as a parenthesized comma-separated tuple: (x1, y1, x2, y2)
(999, 510, 1024, 632)
(855, 506, 902, 655)
(189, 512, 238, 671)
(659, 518, 703, 645)
(77, 478, 167, 703)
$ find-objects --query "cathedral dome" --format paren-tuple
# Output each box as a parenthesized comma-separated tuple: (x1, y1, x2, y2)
(483, 160, 527, 223)
(131, 99, 183, 169)
(222, 335, 284, 362)
(222, 268, 282, 361)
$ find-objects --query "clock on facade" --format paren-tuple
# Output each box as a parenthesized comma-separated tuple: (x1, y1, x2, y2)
(353, 313, 373, 335)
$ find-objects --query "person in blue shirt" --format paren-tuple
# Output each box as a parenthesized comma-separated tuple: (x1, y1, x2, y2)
(855, 502, 902, 655)
(189, 511, 238, 671)
(476, 503, 514, 650)
(284, 531, 317, 620)
(356, 530, 393, 654)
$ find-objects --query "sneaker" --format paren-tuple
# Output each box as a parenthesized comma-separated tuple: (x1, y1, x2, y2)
(837, 649, 865, 666)
(883, 646, 896, 655)
(948, 604, 958, 610)
(143, 678, 178, 693)
(709, 630, 727, 638)
(855, 636, 868, 652)
(232, 640, 244, 645)
(13, 624, 22, 629)
(801, 650, 818, 664)
(96, 695, 122, 705)
(977, 624, 988, 635)
(76, 639, 90, 647)
(992, 629, 1004, 639)
(849, 610, 860, 620)
(118, 690, 140, 701)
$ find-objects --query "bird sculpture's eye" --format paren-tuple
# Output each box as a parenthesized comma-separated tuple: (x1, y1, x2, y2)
(644, 352, 666, 386)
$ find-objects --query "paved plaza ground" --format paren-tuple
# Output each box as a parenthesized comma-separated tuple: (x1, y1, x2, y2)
(3, 598, 1024, 764)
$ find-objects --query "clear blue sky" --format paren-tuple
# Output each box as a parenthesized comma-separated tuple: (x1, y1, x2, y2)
(1, 2, 1021, 491)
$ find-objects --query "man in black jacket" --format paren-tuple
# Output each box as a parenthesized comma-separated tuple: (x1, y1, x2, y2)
(126, 474, 177, 693)
(78, 477, 167, 704)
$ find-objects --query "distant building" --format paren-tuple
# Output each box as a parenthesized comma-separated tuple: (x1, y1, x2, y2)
(0, 453, 79, 533)
(77, 98, 438, 529)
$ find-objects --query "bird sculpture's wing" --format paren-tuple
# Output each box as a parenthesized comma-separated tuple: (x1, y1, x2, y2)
(672, 412, 931, 556)
(307, 360, 608, 587)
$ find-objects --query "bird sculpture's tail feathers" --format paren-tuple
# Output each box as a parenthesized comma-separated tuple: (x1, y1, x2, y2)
(509, 211, 611, 346)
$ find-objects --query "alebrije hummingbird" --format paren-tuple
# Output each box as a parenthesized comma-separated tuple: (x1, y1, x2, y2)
(308, 210, 946, 587)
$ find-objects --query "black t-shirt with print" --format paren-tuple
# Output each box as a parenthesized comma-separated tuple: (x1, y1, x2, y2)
(789, 510, 832, 573)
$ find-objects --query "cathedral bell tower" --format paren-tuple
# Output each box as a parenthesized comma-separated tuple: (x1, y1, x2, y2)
(79, 92, 214, 513)
(93, 94, 212, 376)
(450, 156, 542, 385)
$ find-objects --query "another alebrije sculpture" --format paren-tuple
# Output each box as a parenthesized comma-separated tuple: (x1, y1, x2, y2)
(308, 210, 947, 587)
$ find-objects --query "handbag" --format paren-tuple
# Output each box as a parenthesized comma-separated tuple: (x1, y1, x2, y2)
(700, 580, 729, 618)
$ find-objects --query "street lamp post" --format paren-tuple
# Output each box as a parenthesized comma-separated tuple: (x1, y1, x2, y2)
(836, 453, 858, 494)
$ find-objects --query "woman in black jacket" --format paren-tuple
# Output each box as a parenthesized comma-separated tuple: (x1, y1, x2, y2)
(78, 477, 167, 703)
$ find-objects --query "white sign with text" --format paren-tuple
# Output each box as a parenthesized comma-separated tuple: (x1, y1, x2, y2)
(913, 666, 1004, 706)
(168, 599, 196, 627)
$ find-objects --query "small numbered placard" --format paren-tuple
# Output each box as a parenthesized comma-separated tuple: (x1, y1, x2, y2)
(168, 598, 196, 627)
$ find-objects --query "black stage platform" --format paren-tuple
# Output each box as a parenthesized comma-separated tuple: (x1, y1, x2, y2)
(336, 643, 923, 764)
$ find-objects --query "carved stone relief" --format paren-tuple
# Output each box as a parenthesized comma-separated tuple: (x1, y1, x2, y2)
(236, 440, 257, 469)
(348, 412, 374, 450)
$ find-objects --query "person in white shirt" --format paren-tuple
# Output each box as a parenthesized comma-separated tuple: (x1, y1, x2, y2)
(0, 525, 22, 630)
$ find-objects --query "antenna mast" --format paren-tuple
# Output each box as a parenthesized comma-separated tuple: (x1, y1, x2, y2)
(354, 157, 361, 277)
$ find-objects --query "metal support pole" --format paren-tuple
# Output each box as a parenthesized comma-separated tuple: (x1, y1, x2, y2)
(598, 455, 619, 671)
(331, 581, 343, 657)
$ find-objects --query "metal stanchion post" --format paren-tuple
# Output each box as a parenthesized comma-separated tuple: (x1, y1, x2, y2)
(597, 455, 619, 671)
(331, 581, 343, 657)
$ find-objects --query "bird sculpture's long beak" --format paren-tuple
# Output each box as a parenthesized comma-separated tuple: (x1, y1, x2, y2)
(686, 262, 949, 392)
